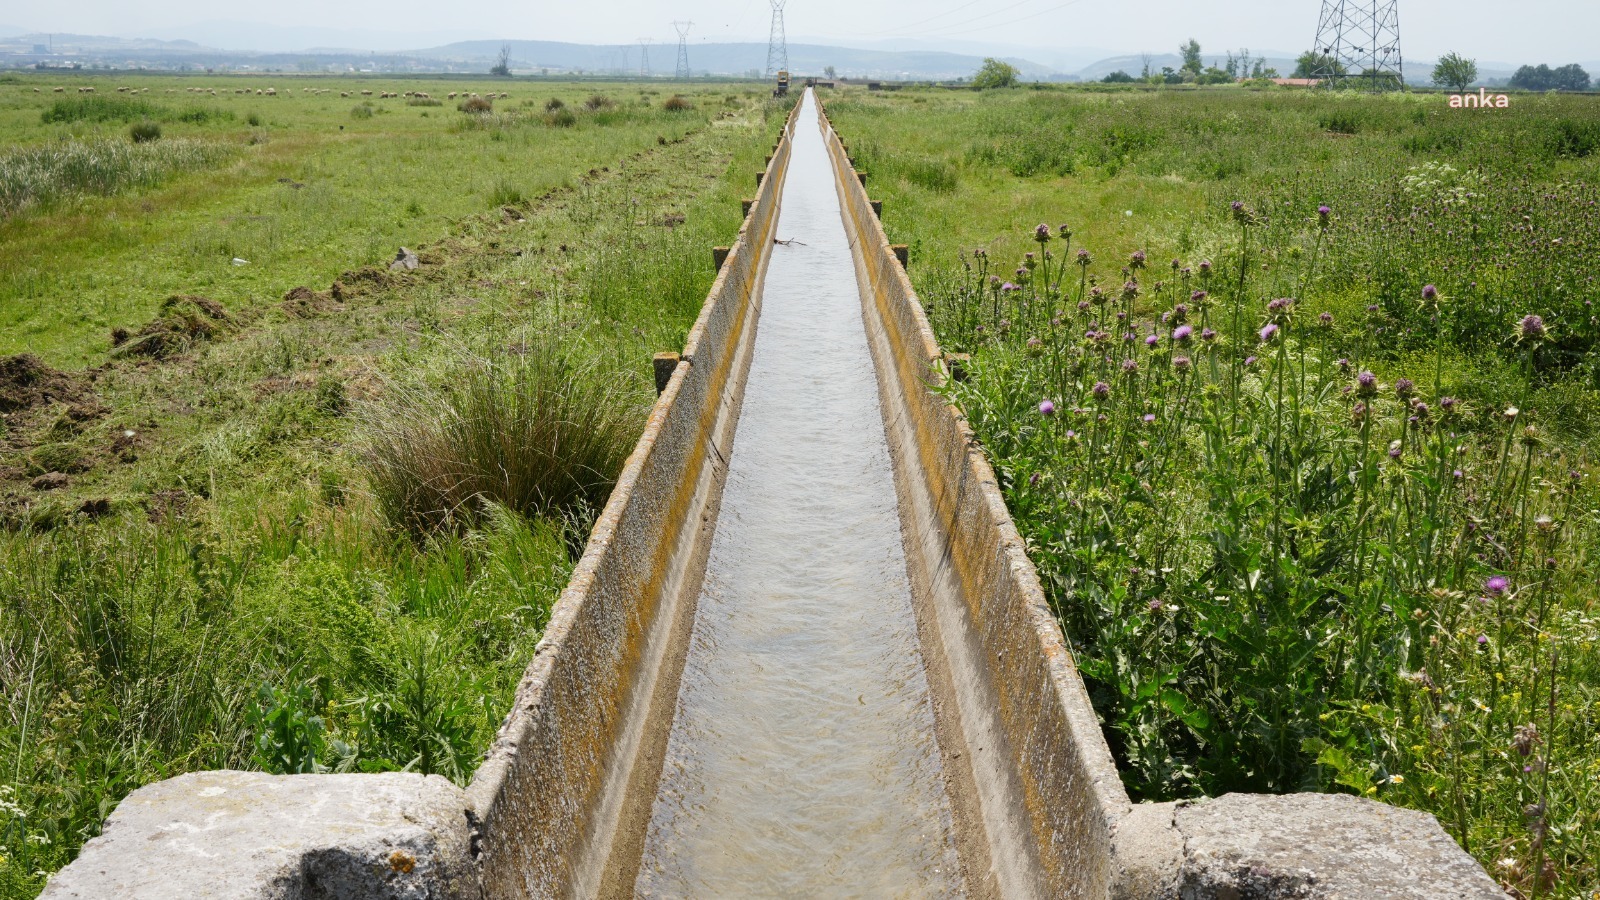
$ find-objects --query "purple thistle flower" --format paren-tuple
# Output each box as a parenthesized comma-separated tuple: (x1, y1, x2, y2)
(1267, 297, 1293, 313)
(1148, 599, 1163, 611)
(1200, 328, 1217, 343)
(1259, 322, 1279, 342)
(1173, 355, 1192, 371)
(990, 275, 1001, 286)
(1028, 472, 1040, 486)
(1059, 223, 1072, 238)
(1065, 429, 1077, 439)
(1395, 377, 1415, 399)
(1145, 334, 1160, 347)
(1477, 634, 1489, 646)
(1173, 324, 1193, 342)
(1123, 359, 1139, 373)
(1143, 413, 1157, 423)
(1366, 303, 1380, 313)
(1517, 314, 1546, 340)
(1092, 381, 1111, 400)
(1001, 281, 1019, 292)
(1244, 355, 1259, 367)
(1422, 284, 1438, 302)
(1173, 303, 1188, 320)
(1198, 259, 1212, 274)
(1356, 370, 1378, 397)
(1337, 357, 1351, 372)
(1319, 311, 1334, 326)
(1129, 250, 1147, 269)
(1485, 575, 1509, 594)
(1077, 249, 1091, 266)
(1034, 222, 1052, 243)
(1318, 204, 1331, 221)
(1077, 300, 1091, 311)
(1039, 399, 1056, 416)
(1453, 469, 1464, 479)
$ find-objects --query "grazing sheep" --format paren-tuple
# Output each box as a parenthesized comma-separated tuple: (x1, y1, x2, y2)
(341, 91, 349, 98)
(361, 90, 372, 96)
(53, 86, 64, 92)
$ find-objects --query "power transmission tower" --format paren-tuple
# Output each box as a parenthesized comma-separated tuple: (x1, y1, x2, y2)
(637, 38, 652, 77)
(765, 0, 788, 78)
(1311, 0, 1404, 91)
(672, 21, 693, 79)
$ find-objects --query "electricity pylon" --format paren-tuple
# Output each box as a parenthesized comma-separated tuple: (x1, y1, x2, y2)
(765, 0, 788, 78)
(672, 21, 693, 79)
(1311, 0, 1404, 91)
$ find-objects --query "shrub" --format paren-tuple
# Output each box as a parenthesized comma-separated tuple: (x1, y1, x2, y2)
(458, 96, 493, 114)
(662, 94, 694, 112)
(358, 346, 645, 535)
(350, 103, 374, 120)
(41, 95, 159, 124)
(583, 93, 615, 111)
(543, 107, 577, 127)
(246, 112, 262, 127)
(972, 58, 1021, 90)
(544, 97, 565, 112)
(128, 121, 162, 143)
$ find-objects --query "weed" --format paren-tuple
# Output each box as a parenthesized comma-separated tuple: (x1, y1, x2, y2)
(128, 121, 162, 144)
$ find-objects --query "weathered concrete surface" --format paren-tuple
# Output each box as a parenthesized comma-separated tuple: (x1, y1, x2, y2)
(40, 771, 479, 900)
(1170, 794, 1505, 899)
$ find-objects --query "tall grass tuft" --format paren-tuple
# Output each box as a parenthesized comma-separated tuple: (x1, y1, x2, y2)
(359, 346, 646, 536)
(0, 138, 234, 218)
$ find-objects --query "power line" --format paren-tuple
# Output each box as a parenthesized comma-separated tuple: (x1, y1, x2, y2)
(854, 0, 989, 38)
(672, 20, 693, 79)
(637, 37, 652, 77)
(766, 0, 788, 77)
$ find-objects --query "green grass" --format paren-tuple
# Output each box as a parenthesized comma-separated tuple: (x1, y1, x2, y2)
(0, 74, 768, 367)
(829, 84, 1600, 897)
(0, 74, 789, 896)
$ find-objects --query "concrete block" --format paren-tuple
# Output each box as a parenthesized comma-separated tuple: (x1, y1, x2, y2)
(1171, 793, 1503, 899)
(891, 244, 908, 267)
(712, 246, 731, 271)
(870, 199, 882, 218)
(652, 352, 681, 395)
(741, 198, 753, 217)
(854, 169, 868, 187)
(42, 771, 480, 900)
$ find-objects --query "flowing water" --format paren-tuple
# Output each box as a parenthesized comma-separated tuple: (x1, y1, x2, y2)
(631, 91, 967, 898)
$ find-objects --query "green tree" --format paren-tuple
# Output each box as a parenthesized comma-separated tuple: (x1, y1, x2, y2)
(1102, 70, 1135, 84)
(1179, 39, 1203, 77)
(1294, 50, 1345, 79)
(1431, 52, 1478, 92)
(972, 57, 1020, 89)
(1553, 63, 1591, 91)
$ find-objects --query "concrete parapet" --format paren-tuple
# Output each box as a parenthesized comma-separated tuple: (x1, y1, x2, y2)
(39, 771, 479, 900)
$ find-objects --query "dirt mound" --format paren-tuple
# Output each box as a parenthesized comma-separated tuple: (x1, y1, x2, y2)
(281, 285, 335, 318)
(331, 266, 391, 302)
(114, 295, 235, 359)
(0, 354, 85, 413)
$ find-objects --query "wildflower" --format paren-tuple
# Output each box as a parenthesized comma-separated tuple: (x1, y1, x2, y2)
(1015, 267, 1028, 278)
(1033, 223, 1052, 243)
(1452, 469, 1463, 479)
(1200, 328, 1217, 343)
(1028, 472, 1041, 486)
(1259, 323, 1279, 342)
(1121, 281, 1140, 302)
(1129, 250, 1147, 269)
(1422, 284, 1438, 302)
(1039, 399, 1056, 416)
(1319, 311, 1334, 327)
(1230, 200, 1249, 223)
(1477, 634, 1489, 645)
(1394, 377, 1415, 399)
(990, 275, 1001, 286)
(1485, 575, 1509, 594)
(1173, 324, 1193, 343)
(1172, 303, 1188, 322)
(1198, 259, 1212, 275)
(1516, 314, 1546, 341)
(1173, 355, 1192, 372)
(1267, 297, 1293, 314)
(1077, 249, 1092, 266)
(1413, 402, 1430, 424)
(1366, 303, 1380, 313)
(1191, 290, 1208, 304)
(1122, 359, 1139, 373)
(1001, 281, 1019, 293)
(1388, 440, 1403, 459)
(1077, 300, 1090, 311)
(973, 248, 987, 258)
(1317, 204, 1331, 225)
(1148, 599, 1163, 611)
(1351, 402, 1368, 422)
(1388, 774, 1405, 785)
(1535, 515, 1557, 533)
(1026, 336, 1043, 355)
(1059, 223, 1072, 238)
(1439, 395, 1457, 412)
(998, 319, 1011, 333)
(1503, 406, 1519, 420)
(1143, 413, 1156, 423)
(1064, 429, 1077, 439)
(1244, 355, 1259, 366)
(1092, 381, 1111, 400)
(1522, 424, 1540, 446)
(1356, 370, 1378, 397)
(1512, 723, 1541, 757)
(1090, 285, 1107, 305)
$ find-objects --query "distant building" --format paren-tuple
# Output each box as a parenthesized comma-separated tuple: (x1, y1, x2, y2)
(1267, 78, 1321, 87)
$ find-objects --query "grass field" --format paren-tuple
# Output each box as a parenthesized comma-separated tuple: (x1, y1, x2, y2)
(828, 84, 1600, 897)
(0, 72, 787, 896)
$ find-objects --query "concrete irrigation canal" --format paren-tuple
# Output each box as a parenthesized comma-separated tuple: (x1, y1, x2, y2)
(46, 90, 1502, 899)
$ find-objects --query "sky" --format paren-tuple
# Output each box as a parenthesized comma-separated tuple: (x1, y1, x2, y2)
(6, 0, 1596, 65)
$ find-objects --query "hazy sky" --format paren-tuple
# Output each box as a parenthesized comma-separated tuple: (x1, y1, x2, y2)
(9, 0, 1596, 63)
